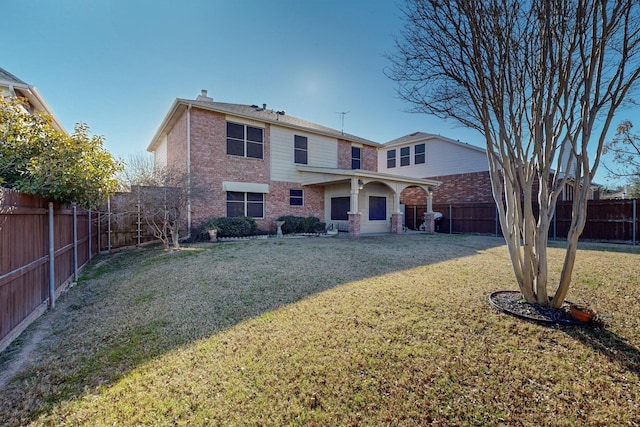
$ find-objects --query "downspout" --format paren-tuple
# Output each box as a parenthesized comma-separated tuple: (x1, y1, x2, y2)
(186, 103, 192, 238)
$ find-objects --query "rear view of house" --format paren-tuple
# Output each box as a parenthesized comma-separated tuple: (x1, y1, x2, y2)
(147, 91, 440, 236)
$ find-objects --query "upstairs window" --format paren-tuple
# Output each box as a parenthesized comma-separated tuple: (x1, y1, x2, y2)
(290, 189, 304, 206)
(294, 135, 308, 164)
(226, 122, 264, 159)
(387, 149, 396, 168)
(226, 191, 264, 218)
(351, 146, 361, 169)
(400, 146, 410, 166)
(415, 143, 426, 164)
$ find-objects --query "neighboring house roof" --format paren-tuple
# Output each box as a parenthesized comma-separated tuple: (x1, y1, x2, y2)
(0, 67, 66, 133)
(148, 91, 379, 152)
(384, 131, 486, 154)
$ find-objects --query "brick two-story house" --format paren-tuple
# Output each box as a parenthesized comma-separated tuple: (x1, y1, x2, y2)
(147, 91, 440, 236)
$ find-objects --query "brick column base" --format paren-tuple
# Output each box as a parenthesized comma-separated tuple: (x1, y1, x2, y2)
(348, 213, 361, 237)
(391, 213, 403, 234)
(423, 213, 435, 233)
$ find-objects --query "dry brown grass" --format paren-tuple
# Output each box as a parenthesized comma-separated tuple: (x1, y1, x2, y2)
(0, 234, 638, 426)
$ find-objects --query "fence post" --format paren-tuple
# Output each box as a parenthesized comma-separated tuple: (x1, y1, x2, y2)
(73, 205, 78, 281)
(633, 199, 637, 246)
(88, 210, 92, 260)
(449, 204, 453, 234)
(107, 196, 112, 253)
(48, 202, 55, 309)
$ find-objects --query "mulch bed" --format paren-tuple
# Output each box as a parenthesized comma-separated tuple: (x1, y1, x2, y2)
(489, 290, 588, 326)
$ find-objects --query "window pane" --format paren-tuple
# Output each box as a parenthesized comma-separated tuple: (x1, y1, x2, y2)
(351, 147, 361, 170)
(227, 201, 245, 217)
(247, 192, 264, 202)
(227, 191, 244, 201)
(294, 149, 307, 164)
(369, 196, 387, 221)
(247, 202, 264, 218)
(387, 149, 396, 159)
(331, 197, 350, 220)
(227, 122, 244, 139)
(227, 139, 244, 156)
(246, 141, 263, 159)
(294, 135, 307, 149)
(247, 126, 263, 142)
(290, 189, 303, 206)
(400, 146, 410, 166)
(415, 144, 425, 164)
(387, 158, 396, 168)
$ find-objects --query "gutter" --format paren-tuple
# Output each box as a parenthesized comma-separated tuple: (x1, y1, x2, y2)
(186, 103, 192, 238)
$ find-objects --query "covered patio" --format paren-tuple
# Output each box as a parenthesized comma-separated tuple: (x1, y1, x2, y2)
(297, 166, 441, 237)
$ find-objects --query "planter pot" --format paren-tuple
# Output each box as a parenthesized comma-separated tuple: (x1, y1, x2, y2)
(569, 304, 597, 323)
(208, 229, 218, 242)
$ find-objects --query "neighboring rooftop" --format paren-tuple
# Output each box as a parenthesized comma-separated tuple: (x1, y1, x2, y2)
(0, 67, 28, 86)
(0, 66, 66, 133)
(384, 131, 486, 154)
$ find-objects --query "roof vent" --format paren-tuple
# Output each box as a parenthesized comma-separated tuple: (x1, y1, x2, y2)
(262, 103, 267, 110)
(196, 89, 213, 102)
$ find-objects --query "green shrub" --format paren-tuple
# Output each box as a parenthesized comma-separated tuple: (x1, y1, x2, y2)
(190, 217, 259, 240)
(276, 215, 326, 234)
(210, 217, 258, 237)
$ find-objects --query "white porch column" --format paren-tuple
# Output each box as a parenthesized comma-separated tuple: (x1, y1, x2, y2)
(427, 188, 433, 213)
(350, 177, 360, 213)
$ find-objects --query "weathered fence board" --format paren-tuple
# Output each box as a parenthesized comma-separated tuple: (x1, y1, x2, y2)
(0, 189, 99, 353)
(411, 199, 639, 244)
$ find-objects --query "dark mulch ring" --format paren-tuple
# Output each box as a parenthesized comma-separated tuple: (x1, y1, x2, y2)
(489, 290, 596, 326)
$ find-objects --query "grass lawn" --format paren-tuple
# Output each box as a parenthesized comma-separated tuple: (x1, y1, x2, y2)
(0, 233, 639, 426)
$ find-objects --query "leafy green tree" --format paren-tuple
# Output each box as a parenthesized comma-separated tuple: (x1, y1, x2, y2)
(0, 96, 122, 208)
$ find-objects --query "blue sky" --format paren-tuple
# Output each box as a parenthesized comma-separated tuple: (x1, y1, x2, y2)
(2, 0, 632, 187)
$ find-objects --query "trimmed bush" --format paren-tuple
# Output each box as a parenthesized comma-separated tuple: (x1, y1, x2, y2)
(190, 216, 259, 240)
(276, 215, 326, 234)
(210, 216, 258, 237)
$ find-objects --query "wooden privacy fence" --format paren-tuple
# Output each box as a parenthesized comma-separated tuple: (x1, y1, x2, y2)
(406, 199, 639, 245)
(0, 189, 99, 353)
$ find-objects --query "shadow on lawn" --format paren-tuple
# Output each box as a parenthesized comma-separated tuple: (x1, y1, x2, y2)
(0, 234, 504, 423)
(564, 325, 640, 377)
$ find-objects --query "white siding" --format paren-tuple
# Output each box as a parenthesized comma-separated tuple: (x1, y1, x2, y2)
(378, 138, 488, 178)
(271, 125, 338, 182)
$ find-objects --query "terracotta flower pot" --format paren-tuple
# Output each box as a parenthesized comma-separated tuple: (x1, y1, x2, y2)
(570, 304, 597, 323)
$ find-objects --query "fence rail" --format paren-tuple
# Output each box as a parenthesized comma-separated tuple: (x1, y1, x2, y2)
(0, 189, 99, 353)
(406, 199, 639, 245)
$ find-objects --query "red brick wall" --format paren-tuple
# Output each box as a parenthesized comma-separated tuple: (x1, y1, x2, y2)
(265, 182, 325, 229)
(166, 111, 187, 172)
(400, 171, 494, 206)
(400, 186, 428, 205)
(178, 107, 326, 231)
(189, 108, 271, 227)
(429, 171, 494, 204)
(337, 140, 377, 171)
